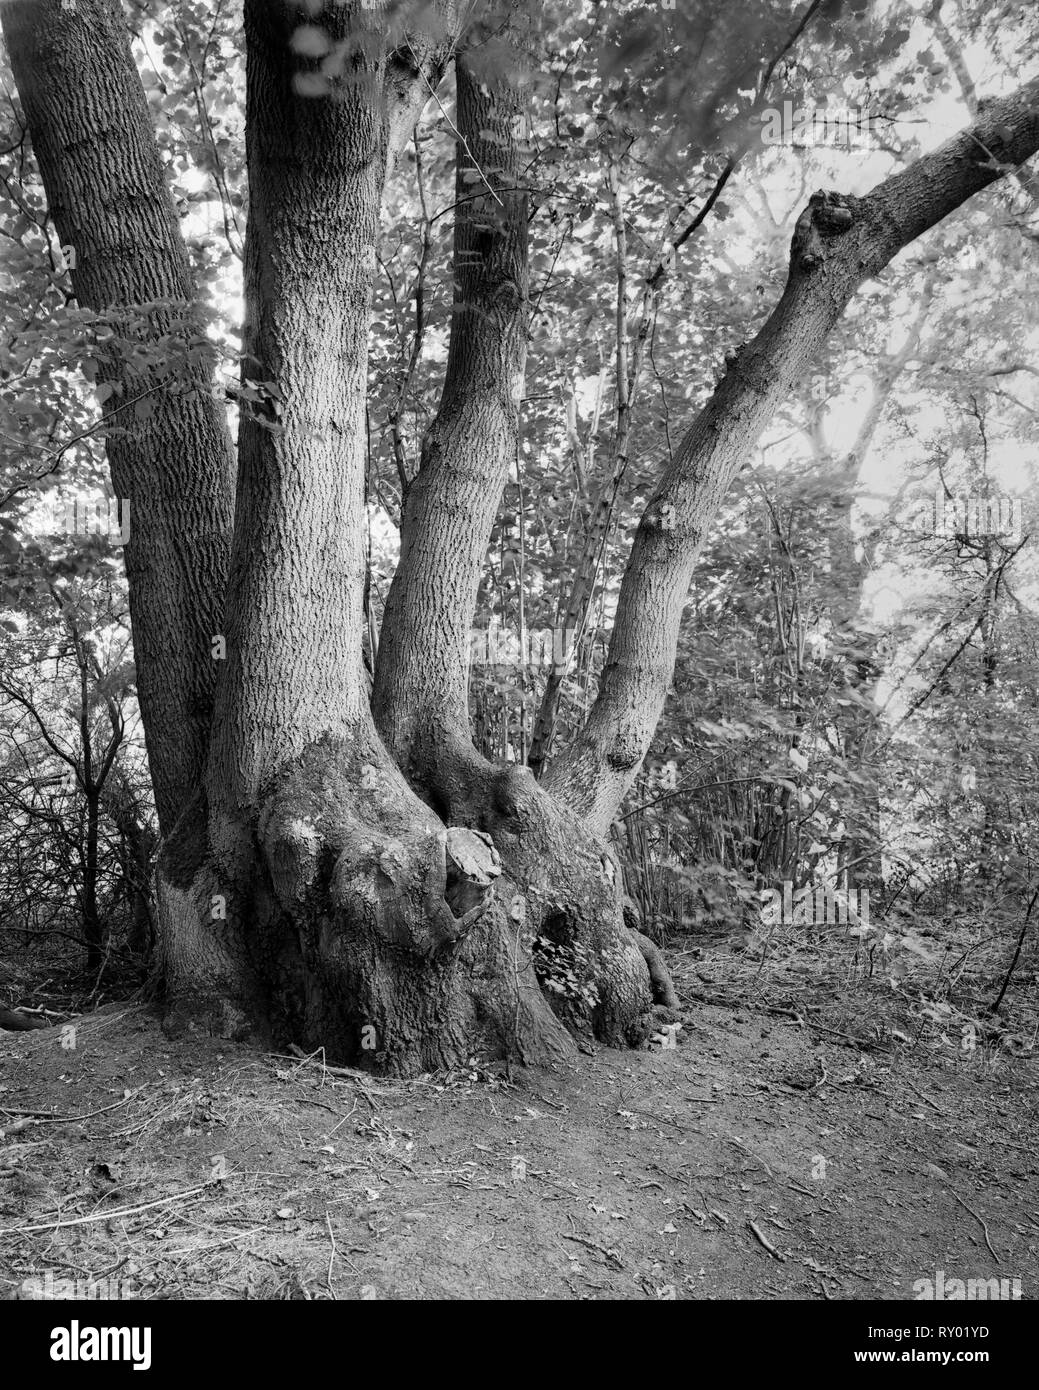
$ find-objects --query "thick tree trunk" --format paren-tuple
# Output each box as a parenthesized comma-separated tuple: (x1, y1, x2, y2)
(373, 46, 530, 781)
(154, 2, 596, 1072)
(2, 0, 236, 836)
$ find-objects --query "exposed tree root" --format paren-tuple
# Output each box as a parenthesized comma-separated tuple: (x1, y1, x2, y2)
(633, 930, 681, 1013)
(155, 736, 582, 1073)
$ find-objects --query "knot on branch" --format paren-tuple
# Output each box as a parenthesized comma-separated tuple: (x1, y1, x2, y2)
(605, 738, 644, 773)
(792, 190, 856, 272)
(645, 500, 677, 532)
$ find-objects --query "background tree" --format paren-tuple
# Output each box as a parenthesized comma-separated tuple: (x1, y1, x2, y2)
(0, 572, 148, 982)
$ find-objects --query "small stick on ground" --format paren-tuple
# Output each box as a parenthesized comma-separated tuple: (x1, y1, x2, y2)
(953, 1192, 1000, 1262)
(768, 1007, 806, 1027)
(0, 1184, 206, 1236)
(562, 1232, 623, 1269)
(729, 1137, 774, 1179)
(325, 1211, 339, 1300)
(902, 1074, 948, 1116)
(787, 1180, 816, 1198)
(747, 1219, 785, 1261)
(807, 1021, 872, 1046)
(0, 1089, 140, 1125)
(275, 1047, 391, 1105)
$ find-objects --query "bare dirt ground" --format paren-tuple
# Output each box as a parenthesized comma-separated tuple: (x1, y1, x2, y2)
(1, 944, 1037, 1301)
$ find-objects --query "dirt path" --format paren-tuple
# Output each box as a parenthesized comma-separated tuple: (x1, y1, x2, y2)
(0, 996, 1036, 1300)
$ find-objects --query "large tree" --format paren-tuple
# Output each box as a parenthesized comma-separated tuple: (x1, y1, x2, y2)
(3, 0, 1038, 1073)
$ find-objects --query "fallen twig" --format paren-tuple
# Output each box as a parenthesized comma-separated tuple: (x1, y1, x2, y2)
(901, 1075, 948, 1116)
(325, 1211, 339, 1299)
(810, 1062, 829, 1091)
(787, 1180, 816, 1198)
(953, 1192, 1000, 1262)
(0, 1089, 139, 1125)
(274, 1048, 393, 1102)
(806, 1020, 874, 1046)
(729, 1137, 774, 1179)
(747, 1219, 785, 1261)
(0, 1184, 207, 1236)
(768, 1007, 806, 1026)
(562, 1232, 623, 1268)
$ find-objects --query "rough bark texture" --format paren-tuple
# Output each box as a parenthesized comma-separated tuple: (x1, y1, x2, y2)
(409, 752, 660, 1048)
(154, 1, 595, 1071)
(369, 30, 671, 1045)
(161, 0, 424, 1040)
(209, 0, 388, 816)
(544, 79, 1039, 836)
(373, 46, 530, 779)
(2, 0, 236, 836)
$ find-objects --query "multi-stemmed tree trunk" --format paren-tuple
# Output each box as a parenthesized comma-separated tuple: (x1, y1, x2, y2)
(5, 0, 1039, 1073)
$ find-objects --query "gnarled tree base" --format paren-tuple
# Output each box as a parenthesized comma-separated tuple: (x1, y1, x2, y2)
(153, 733, 676, 1076)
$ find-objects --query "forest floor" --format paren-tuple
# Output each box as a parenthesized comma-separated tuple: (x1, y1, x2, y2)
(1, 939, 1037, 1301)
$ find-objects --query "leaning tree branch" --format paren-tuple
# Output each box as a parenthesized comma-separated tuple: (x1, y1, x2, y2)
(543, 77, 1039, 834)
(528, 1, 827, 781)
